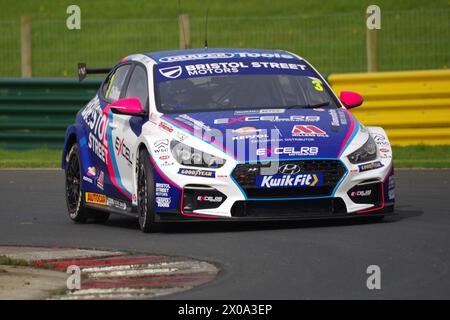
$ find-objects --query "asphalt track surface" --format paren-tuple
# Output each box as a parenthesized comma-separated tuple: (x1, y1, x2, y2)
(0, 169, 449, 299)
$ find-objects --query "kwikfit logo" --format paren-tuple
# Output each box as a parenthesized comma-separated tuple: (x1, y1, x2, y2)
(256, 173, 322, 188)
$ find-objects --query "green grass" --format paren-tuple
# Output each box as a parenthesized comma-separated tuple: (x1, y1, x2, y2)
(0, 149, 61, 168)
(0, 255, 32, 267)
(0, 0, 448, 76)
(393, 145, 450, 168)
(0, 146, 449, 168)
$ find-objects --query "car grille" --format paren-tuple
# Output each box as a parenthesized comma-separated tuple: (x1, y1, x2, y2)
(231, 198, 347, 218)
(231, 160, 346, 199)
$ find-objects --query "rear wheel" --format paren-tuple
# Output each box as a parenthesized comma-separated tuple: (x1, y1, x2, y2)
(137, 149, 159, 233)
(65, 144, 90, 223)
(65, 143, 110, 224)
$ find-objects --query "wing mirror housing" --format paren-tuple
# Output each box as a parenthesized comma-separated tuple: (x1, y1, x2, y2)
(110, 98, 145, 116)
(340, 91, 363, 109)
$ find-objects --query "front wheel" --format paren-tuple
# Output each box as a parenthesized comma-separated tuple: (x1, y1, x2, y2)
(137, 149, 159, 233)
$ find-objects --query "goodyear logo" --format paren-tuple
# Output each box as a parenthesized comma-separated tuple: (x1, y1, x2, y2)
(178, 168, 215, 178)
(256, 173, 323, 189)
(358, 161, 384, 172)
(85, 192, 107, 205)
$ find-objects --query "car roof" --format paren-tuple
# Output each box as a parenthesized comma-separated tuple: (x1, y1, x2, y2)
(144, 48, 302, 63)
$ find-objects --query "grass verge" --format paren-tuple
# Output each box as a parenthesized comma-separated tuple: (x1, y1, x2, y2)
(0, 255, 32, 267)
(0, 145, 449, 169)
(392, 145, 450, 168)
(0, 149, 61, 168)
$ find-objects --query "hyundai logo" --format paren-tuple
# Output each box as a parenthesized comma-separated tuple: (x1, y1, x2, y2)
(278, 164, 301, 174)
(159, 66, 182, 79)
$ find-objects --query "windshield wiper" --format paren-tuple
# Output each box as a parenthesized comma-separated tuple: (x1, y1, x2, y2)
(284, 101, 331, 110)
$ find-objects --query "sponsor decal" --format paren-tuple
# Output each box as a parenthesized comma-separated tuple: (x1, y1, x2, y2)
(85, 192, 107, 205)
(257, 146, 319, 157)
(153, 139, 169, 154)
(234, 109, 285, 115)
(214, 115, 319, 125)
(176, 114, 212, 131)
(231, 127, 268, 141)
(233, 127, 260, 135)
(155, 183, 170, 197)
(380, 147, 392, 158)
(338, 110, 348, 125)
(232, 133, 268, 141)
(107, 198, 127, 211)
(97, 171, 104, 190)
(292, 125, 328, 137)
(159, 155, 170, 160)
(197, 195, 223, 203)
(178, 168, 215, 178)
(115, 136, 133, 166)
(351, 190, 372, 197)
(256, 173, 322, 189)
(388, 175, 395, 200)
(329, 109, 339, 127)
(81, 97, 109, 165)
(183, 61, 307, 77)
(159, 65, 182, 79)
(82, 176, 93, 184)
(158, 52, 295, 63)
(149, 112, 159, 124)
(388, 189, 395, 200)
(176, 131, 188, 142)
(373, 134, 389, 146)
(358, 161, 384, 172)
(88, 132, 108, 164)
(159, 121, 174, 133)
(156, 197, 171, 208)
(160, 160, 175, 167)
(87, 166, 96, 177)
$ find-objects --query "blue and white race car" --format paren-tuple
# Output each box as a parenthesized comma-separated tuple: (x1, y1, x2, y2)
(62, 48, 395, 232)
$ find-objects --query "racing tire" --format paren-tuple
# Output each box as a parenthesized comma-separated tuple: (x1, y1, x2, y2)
(65, 144, 91, 223)
(137, 149, 159, 233)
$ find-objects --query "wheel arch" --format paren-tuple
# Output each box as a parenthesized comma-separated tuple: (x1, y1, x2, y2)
(131, 140, 153, 202)
(61, 125, 78, 170)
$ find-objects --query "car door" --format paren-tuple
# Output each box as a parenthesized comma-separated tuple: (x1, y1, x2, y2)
(107, 63, 149, 202)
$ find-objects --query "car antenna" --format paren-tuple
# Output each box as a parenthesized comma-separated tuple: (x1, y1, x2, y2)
(204, 7, 209, 49)
(178, 0, 188, 49)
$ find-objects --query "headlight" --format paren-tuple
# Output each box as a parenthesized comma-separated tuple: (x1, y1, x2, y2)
(170, 141, 225, 168)
(347, 135, 377, 164)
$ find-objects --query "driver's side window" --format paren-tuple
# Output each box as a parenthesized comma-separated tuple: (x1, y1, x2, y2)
(124, 64, 149, 112)
(102, 64, 131, 102)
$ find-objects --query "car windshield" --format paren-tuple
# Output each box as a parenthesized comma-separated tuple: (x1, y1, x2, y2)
(155, 61, 338, 113)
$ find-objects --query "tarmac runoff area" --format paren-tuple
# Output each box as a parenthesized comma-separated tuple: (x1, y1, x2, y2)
(0, 246, 219, 299)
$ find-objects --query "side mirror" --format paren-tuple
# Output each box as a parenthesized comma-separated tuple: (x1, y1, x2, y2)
(110, 98, 144, 115)
(340, 91, 363, 109)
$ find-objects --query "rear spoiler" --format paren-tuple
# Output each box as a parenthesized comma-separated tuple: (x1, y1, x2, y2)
(78, 63, 111, 81)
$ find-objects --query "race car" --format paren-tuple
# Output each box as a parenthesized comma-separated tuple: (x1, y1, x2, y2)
(62, 48, 395, 232)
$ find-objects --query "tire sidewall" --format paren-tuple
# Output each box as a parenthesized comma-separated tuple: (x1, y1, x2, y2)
(65, 143, 84, 220)
(138, 150, 157, 232)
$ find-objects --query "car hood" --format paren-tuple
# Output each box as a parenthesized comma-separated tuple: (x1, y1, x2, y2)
(162, 108, 359, 162)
